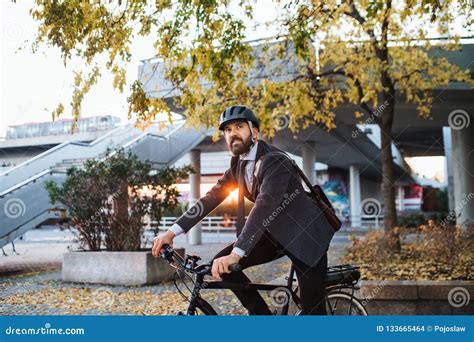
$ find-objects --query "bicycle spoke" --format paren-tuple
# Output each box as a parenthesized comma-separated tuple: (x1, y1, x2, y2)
(327, 293, 368, 316)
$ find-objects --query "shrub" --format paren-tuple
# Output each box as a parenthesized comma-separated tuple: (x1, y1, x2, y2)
(343, 222, 473, 280)
(46, 149, 192, 251)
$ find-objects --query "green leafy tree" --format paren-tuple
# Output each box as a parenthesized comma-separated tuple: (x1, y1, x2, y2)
(31, 0, 472, 249)
(46, 149, 192, 251)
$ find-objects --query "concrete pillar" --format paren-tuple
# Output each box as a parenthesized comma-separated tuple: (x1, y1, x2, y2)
(302, 141, 317, 187)
(443, 127, 455, 212)
(451, 123, 474, 228)
(349, 165, 361, 229)
(397, 186, 405, 212)
(188, 149, 202, 245)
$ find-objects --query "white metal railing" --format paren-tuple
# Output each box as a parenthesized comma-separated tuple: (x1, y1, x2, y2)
(144, 216, 238, 243)
(147, 216, 238, 230)
(396, 198, 422, 211)
(146, 215, 237, 231)
(0, 169, 67, 198)
(361, 214, 383, 229)
(345, 214, 384, 230)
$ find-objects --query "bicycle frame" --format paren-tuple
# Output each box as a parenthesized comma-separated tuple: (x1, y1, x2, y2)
(186, 264, 300, 315)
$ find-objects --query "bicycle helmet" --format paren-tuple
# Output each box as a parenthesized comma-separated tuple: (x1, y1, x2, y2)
(218, 105, 260, 131)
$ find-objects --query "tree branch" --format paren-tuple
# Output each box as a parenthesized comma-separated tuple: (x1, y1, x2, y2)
(342, 0, 384, 60)
(290, 65, 376, 119)
(393, 68, 424, 85)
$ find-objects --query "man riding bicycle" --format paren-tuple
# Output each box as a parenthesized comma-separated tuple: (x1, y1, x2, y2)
(153, 105, 335, 315)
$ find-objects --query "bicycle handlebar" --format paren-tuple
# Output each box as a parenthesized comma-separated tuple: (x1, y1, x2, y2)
(159, 243, 175, 261)
(229, 263, 242, 272)
(159, 243, 242, 274)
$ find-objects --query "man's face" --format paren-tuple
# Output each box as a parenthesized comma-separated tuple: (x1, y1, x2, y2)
(223, 120, 254, 156)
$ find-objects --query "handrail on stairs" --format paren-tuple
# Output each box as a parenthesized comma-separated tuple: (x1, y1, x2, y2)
(100, 120, 187, 161)
(0, 120, 190, 198)
(0, 119, 181, 178)
(0, 169, 67, 198)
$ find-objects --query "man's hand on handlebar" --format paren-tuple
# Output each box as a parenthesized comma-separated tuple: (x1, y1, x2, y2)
(152, 230, 175, 257)
(211, 253, 242, 280)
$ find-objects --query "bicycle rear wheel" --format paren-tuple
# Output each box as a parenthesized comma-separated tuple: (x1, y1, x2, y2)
(326, 291, 368, 316)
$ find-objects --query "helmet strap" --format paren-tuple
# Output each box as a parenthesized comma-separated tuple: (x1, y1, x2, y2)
(248, 120, 257, 147)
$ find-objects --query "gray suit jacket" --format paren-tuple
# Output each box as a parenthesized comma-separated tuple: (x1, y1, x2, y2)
(175, 140, 335, 267)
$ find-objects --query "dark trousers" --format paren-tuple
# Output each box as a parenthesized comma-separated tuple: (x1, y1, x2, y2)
(212, 231, 328, 315)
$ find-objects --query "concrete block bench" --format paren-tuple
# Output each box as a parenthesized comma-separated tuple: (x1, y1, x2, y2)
(62, 249, 185, 286)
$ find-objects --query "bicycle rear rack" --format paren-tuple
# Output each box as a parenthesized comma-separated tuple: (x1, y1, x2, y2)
(327, 264, 361, 288)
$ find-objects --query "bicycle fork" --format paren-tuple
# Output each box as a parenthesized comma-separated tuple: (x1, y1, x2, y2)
(185, 274, 205, 315)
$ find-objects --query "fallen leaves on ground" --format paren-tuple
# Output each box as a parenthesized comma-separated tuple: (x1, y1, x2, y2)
(1, 288, 188, 315)
(1, 257, 297, 315)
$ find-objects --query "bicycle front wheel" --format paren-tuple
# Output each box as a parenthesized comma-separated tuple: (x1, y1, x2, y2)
(193, 297, 218, 315)
(326, 291, 368, 316)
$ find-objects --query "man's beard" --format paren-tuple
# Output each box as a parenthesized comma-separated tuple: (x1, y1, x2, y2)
(228, 135, 252, 156)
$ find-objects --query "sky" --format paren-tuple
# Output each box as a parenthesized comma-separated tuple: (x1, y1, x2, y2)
(0, 0, 280, 137)
(1, 0, 466, 181)
(1, 0, 155, 135)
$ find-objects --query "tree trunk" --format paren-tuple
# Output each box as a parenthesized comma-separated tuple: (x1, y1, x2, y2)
(379, 97, 401, 251)
(111, 183, 130, 251)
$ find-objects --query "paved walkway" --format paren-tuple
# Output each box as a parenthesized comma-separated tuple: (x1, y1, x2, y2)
(0, 227, 357, 315)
